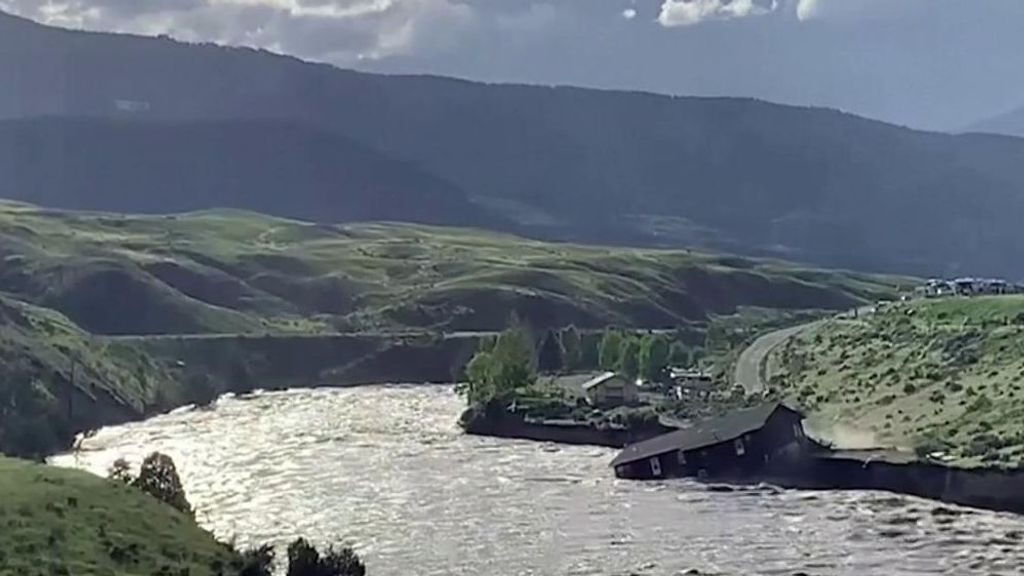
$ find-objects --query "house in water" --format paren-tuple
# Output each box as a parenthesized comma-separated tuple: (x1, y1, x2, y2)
(610, 403, 808, 480)
(582, 372, 639, 407)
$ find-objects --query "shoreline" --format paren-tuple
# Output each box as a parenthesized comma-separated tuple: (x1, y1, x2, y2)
(56, 372, 1024, 517)
(464, 414, 1024, 515)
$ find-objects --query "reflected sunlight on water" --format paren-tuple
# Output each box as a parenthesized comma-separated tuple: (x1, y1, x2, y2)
(53, 386, 1024, 576)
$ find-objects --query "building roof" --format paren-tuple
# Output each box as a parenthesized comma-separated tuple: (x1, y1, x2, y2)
(582, 371, 622, 391)
(609, 403, 799, 467)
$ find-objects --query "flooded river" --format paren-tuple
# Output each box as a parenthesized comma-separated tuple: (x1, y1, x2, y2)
(53, 386, 1024, 575)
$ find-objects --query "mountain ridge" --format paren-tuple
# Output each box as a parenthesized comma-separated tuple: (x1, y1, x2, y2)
(3, 10, 1024, 278)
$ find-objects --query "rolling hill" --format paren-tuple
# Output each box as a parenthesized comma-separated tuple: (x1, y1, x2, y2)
(2, 10, 1024, 278)
(0, 201, 903, 336)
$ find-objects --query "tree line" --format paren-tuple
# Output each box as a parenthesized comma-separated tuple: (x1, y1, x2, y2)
(457, 318, 706, 409)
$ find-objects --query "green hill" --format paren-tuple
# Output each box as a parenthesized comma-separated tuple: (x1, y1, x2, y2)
(0, 457, 237, 576)
(769, 296, 1024, 468)
(0, 202, 908, 458)
(0, 201, 903, 336)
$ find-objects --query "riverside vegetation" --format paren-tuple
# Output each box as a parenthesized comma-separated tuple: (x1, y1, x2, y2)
(457, 308, 821, 434)
(0, 452, 366, 576)
(771, 296, 1024, 468)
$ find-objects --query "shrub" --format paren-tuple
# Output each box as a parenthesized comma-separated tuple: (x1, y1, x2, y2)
(238, 545, 275, 576)
(286, 539, 365, 576)
(903, 383, 917, 395)
(964, 433, 1007, 458)
(913, 435, 953, 458)
(108, 458, 133, 484)
(133, 452, 192, 515)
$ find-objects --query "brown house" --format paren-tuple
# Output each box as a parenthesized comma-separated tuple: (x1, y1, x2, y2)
(611, 403, 807, 480)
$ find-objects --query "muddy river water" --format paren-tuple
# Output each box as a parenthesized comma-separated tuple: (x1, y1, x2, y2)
(53, 386, 1024, 575)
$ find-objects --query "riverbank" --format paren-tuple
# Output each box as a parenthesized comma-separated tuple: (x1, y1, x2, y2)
(0, 456, 240, 575)
(737, 450, 1024, 515)
(464, 404, 1024, 515)
(460, 404, 674, 448)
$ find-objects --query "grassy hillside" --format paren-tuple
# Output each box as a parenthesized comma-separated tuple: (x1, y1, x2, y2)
(0, 201, 904, 336)
(0, 294, 170, 456)
(769, 296, 1024, 468)
(0, 457, 237, 576)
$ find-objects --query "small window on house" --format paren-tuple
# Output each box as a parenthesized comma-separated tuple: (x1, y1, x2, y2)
(650, 457, 662, 477)
(677, 450, 687, 466)
(734, 438, 746, 456)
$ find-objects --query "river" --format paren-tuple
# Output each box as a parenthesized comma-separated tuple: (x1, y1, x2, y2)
(52, 386, 1024, 575)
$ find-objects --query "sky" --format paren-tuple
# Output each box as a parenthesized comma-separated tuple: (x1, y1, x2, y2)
(4, 0, 1024, 131)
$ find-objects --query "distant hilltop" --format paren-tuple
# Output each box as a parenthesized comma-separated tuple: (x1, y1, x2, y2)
(3, 9, 1024, 278)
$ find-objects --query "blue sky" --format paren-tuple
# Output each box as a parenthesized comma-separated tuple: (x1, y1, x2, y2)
(5, 0, 1024, 130)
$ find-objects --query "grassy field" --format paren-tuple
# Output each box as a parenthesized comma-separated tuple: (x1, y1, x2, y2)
(0, 201, 905, 335)
(0, 457, 237, 576)
(769, 296, 1024, 468)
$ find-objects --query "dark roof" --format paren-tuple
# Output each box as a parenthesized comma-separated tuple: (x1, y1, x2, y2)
(610, 403, 799, 467)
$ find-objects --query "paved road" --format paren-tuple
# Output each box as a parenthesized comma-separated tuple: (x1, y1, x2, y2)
(733, 323, 817, 395)
(733, 305, 876, 395)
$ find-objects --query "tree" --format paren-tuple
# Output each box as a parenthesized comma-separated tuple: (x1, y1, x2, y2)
(618, 336, 642, 380)
(458, 351, 496, 406)
(108, 457, 133, 484)
(598, 329, 624, 371)
(559, 325, 582, 372)
(537, 329, 564, 373)
(287, 539, 321, 576)
(320, 546, 367, 576)
(286, 538, 365, 576)
(238, 545, 275, 576)
(457, 318, 537, 407)
(132, 452, 192, 515)
(669, 342, 691, 368)
(639, 335, 671, 383)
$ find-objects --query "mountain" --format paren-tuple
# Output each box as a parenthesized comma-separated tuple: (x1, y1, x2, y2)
(3, 10, 1024, 277)
(0, 116, 499, 227)
(965, 106, 1024, 138)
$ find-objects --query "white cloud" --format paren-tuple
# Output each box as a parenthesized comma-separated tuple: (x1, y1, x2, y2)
(0, 0, 480, 63)
(796, 0, 820, 21)
(658, 0, 778, 27)
(622, 8, 637, 20)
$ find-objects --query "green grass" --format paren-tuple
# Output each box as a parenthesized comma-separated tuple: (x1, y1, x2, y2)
(769, 296, 1024, 468)
(0, 457, 236, 576)
(0, 200, 906, 336)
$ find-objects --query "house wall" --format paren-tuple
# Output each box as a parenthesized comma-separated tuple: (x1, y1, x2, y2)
(587, 377, 639, 406)
(614, 408, 806, 480)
